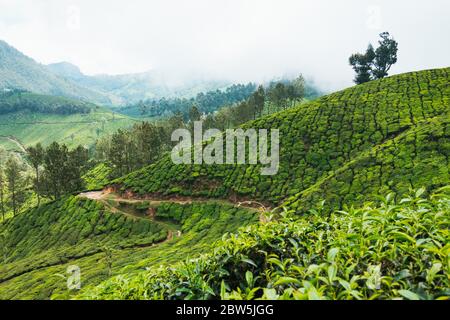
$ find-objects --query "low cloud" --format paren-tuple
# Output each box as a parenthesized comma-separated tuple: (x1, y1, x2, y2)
(1, 0, 449, 91)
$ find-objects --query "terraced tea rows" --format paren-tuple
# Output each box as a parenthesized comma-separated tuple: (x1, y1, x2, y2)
(113, 68, 449, 210)
(0, 194, 258, 299)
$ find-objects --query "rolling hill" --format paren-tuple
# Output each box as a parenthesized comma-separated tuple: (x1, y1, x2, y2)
(0, 194, 257, 299)
(0, 68, 448, 300)
(0, 90, 137, 151)
(82, 67, 449, 300)
(112, 67, 449, 211)
(0, 40, 110, 104)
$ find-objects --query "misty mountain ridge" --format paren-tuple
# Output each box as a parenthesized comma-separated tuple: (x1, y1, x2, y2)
(0, 40, 230, 106)
(0, 40, 111, 104)
(0, 40, 322, 107)
(47, 61, 230, 105)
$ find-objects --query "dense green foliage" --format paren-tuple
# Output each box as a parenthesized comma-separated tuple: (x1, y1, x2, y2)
(0, 90, 94, 115)
(118, 83, 257, 117)
(114, 68, 449, 211)
(82, 163, 114, 190)
(81, 188, 450, 300)
(349, 32, 399, 84)
(0, 195, 257, 299)
(0, 197, 165, 264)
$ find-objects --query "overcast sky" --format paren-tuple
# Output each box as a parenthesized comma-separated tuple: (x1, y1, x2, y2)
(0, 0, 449, 91)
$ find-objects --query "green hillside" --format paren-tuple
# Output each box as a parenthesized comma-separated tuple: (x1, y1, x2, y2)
(113, 68, 449, 211)
(0, 91, 137, 151)
(81, 187, 450, 300)
(0, 40, 110, 104)
(0, 194, 257, 299)
(0, 68, 448, 300)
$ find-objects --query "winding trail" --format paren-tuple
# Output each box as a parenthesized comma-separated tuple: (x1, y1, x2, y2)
(0, 191, 266, 286)
(78, 190, 268, 224)
(78, 190, 267, 252)
(79, 191, 180, 243)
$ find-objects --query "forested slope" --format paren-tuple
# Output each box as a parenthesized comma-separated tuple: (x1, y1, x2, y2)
(0, 40, 110, 104)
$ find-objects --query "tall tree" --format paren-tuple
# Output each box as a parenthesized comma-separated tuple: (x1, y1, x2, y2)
(188, 105, 202, 123)
(5, 156, 26, 216)
(349, 32, 398, 84)
(42, 142, 68, 199)
(349, 44, 376, 84)
(26, 143, 44, 206)
(290, 75, 306, 104)
(372, 32, 398, 79)
(108, 130, 130, 177)
(252, 85, 265, 118)
(268, 83, 289, 110)
(67, 145, 89, 192)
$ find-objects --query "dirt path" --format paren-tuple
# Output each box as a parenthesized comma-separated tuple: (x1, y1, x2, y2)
(79, 191, 182, 246)
(79, 190, 268, 225)
(79, 190, 267, 211)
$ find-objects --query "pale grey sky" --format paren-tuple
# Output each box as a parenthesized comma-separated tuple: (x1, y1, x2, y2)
(0, 0, 449, 91)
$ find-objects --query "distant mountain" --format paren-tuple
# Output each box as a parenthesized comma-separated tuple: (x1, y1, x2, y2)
(47, 61, 229, 105)
(0, 40, 111, 104)
(46, 61, 85, 80)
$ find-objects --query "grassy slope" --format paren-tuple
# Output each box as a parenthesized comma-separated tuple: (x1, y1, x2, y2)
(0, 94, 137, 151)
(113, 68, 449, 211)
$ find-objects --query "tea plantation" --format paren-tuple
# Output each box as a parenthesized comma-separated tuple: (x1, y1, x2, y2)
(0, 68, 448, 300)
(81, 187, 450, 300)
(0, 197, 257, 299)
(114, 68, 449, 211)
(79, 68, 448, 300)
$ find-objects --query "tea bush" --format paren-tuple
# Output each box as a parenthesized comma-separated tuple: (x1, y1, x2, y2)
(0, 198, 257, 299)
(80, 188, 450, 300)
(0, 196, 167, 285)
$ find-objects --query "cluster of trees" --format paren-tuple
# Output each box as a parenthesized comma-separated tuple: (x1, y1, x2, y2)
(26, 143, 89, 201)
(119, 83, 257, 118)
(349, 32, 398, 84)
(0, 142, 90, 221)
(0, 90, 92, 115)
(95, 76, 306, 177)
(200, 76, 305, 130)
(96, 123, 169, 177)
